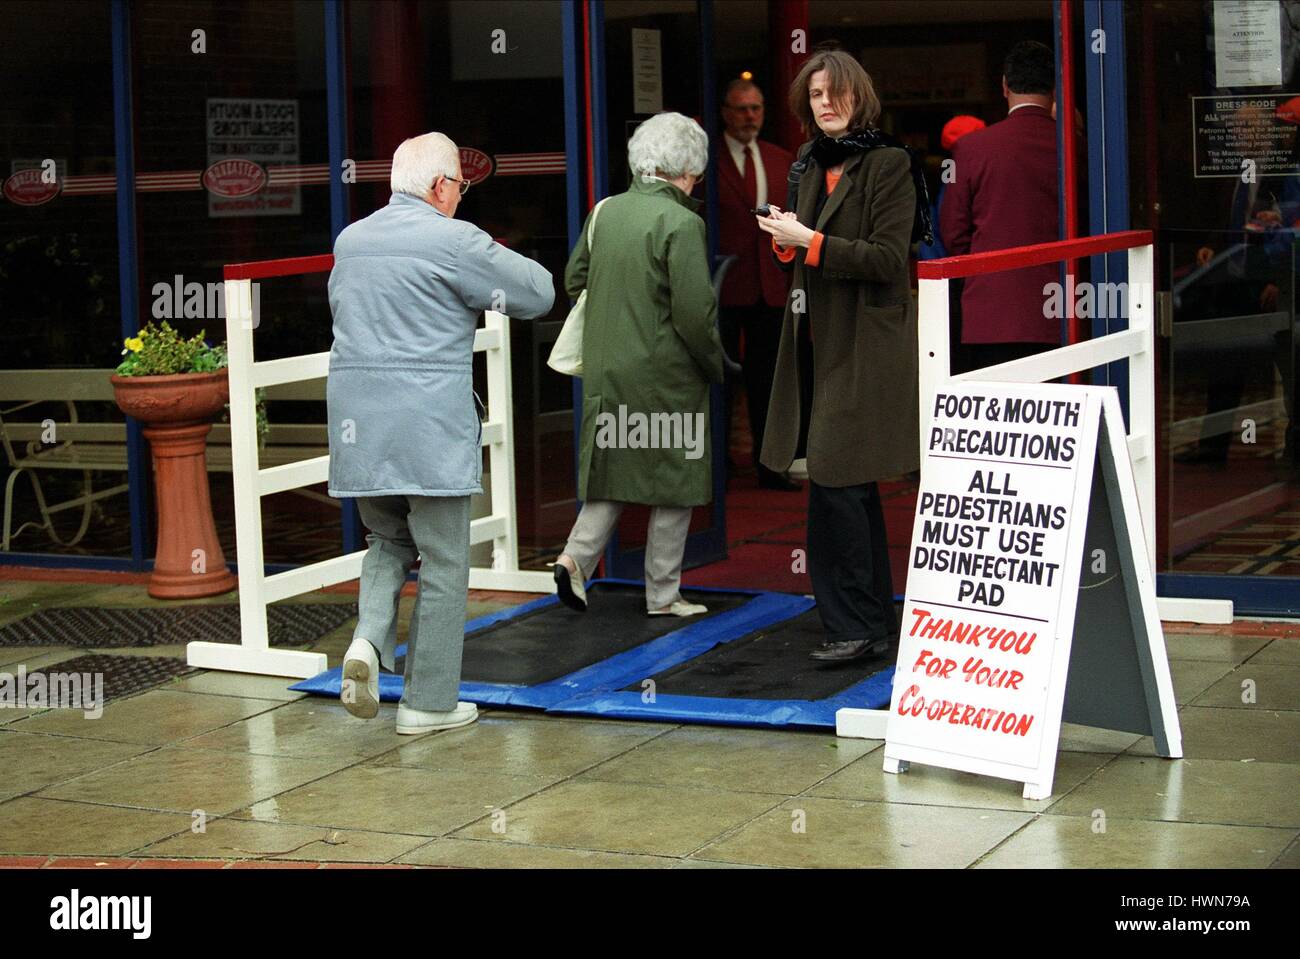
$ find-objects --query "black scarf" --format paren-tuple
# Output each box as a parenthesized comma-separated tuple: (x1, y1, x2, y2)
(790, 129, 934, 246)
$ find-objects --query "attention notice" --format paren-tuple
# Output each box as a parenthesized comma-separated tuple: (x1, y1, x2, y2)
(888, 384, 1093, 767)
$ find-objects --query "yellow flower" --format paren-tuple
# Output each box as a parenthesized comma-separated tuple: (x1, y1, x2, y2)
(125, 337, 143, 352)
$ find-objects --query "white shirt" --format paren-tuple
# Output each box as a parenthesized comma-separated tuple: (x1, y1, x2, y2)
(724, 132, 767, 208)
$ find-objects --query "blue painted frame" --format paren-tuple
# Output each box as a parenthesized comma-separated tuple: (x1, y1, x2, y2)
(112, 0, 149, 571)
(562, 2, 583, 250)
(1158, 574, 1300, 617)
(697, 0, 728, 566)
(583, 0, 608, 530)
(324, 0, 362, 557)
(1053, 0, 1068, 348)
(589, 1, 608, 201)
(1083, 0, 1131, 421)
(565, 0, 586, 516)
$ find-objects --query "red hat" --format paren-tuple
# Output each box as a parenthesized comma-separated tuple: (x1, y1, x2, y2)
(941, 115, 986, 150)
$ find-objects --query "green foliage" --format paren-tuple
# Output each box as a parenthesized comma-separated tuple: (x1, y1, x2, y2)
(114, 321, 229, 376)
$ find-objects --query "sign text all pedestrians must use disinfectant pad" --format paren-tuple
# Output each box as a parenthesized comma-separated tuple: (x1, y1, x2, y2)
(883, 382, 1181, 799)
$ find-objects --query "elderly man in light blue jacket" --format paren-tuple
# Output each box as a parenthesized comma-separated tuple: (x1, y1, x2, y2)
(328, 132, 554, 734)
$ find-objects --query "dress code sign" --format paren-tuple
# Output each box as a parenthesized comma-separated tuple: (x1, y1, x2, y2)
(888, 384, 1097, 776)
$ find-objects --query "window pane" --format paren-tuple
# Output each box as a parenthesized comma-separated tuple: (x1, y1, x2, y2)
(0, 1, 125, 558)
(132, 0, 338, 567)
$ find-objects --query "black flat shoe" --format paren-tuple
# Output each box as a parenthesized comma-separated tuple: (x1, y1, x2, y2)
(809, 638, 894, 663)
(553, 562, 588, 612)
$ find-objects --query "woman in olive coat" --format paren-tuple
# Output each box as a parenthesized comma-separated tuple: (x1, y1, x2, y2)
(757, 50, 927, 663)
(554, 111, 725, 617)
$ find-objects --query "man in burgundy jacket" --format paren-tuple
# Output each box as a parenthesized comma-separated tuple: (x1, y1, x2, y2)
(940, 41, 1060, 373)
(717, 78, 799, 490)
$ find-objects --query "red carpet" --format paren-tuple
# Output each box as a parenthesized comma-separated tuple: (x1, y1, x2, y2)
(681, 470, 919, 595)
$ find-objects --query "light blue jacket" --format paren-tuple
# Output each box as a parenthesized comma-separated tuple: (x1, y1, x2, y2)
(326, 192, 555, 497)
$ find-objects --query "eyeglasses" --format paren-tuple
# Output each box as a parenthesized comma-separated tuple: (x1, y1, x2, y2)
(439, 174, 471, 196)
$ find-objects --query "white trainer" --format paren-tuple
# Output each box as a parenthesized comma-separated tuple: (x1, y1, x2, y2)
(647, 600, 709, 617)
(395, 701, 479, 735)
(341, 637, 380, 719)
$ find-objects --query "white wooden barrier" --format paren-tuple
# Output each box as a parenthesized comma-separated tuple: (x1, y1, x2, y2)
(839, 231, 1233, 742)
(187, 263, 552, 679)
(916, 235, 1232, 627)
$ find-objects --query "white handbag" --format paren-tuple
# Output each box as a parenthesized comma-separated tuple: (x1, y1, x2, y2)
(547, 198, 608, 377)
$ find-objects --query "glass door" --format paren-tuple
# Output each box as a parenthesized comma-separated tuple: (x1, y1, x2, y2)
(592, 0, 728, 578)
(1127, 0, 1300, 613)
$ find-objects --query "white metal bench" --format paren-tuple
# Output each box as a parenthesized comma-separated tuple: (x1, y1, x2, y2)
(0, 369, 331, 550)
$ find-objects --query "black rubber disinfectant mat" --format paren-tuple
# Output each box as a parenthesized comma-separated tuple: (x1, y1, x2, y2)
(0, 603, 357, 649)
(17, 653, 200, 704)
(453, 582, 751, 686)
(625, 608, 898, 700)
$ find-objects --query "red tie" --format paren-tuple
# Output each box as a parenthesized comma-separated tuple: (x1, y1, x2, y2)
(742, 143, 758, 209)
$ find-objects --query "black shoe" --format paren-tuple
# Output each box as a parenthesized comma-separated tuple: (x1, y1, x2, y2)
(758, 469, 803, 492)
(809, 638, 893, 663)
(553, 563, 587, 612)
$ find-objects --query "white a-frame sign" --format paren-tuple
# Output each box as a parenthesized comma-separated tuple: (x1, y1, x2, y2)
(881, 382, 1181, 800)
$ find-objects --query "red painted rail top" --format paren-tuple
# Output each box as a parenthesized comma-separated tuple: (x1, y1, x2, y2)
(916, 230, 1153, 281)
(224, 254, 335, 281)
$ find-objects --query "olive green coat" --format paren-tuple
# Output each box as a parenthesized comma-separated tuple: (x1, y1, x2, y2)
(564, 177, 725, 507)
(759, 144, 921, 486)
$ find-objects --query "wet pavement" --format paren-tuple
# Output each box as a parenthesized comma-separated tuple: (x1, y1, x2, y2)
(0, 572, 1296, 869)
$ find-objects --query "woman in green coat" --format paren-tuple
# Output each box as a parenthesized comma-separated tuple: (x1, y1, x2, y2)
(553, 111, 725, 617)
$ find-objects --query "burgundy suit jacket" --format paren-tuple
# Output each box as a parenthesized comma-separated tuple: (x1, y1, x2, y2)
(716, 137, 794, 308)
(940, 105, 1060, 344)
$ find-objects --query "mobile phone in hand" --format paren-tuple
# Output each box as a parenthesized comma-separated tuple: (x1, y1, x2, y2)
(752, 204, 773, 217)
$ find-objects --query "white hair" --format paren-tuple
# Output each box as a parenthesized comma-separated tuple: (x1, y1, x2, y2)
(390, 132, 459, 198)
(627, 112, 708, 180)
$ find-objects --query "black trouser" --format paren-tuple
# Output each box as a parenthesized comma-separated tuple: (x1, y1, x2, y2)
(807, 480, 898, 644)
(720, 301, 785, 477)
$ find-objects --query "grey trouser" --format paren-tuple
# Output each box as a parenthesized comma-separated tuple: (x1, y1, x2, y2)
(563, 499, 692, 610)
(354, 494, 470, 712)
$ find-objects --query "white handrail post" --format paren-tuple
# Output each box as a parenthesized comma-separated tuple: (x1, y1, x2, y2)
(224, 278, 270, 651)
(1128, 243, 1157, 576)
(917, 276, 952, 463)
(485, 311, 519, 574)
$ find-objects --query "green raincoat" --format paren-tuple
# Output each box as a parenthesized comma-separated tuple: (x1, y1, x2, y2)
(564, 177, 724, 507)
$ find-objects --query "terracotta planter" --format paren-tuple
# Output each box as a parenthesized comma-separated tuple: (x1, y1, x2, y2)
(111, 370, 238, 599)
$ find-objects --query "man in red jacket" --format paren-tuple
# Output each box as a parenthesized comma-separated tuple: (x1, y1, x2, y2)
(940, 41, 1060, 373)
(716, 78, 799, 491)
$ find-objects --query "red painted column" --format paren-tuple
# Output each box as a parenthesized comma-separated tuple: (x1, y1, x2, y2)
(769, 0, 810, 153)
(370, 0, 426, 161)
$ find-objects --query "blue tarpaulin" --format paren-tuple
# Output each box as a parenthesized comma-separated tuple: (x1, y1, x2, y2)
(290, 580, 893, 728)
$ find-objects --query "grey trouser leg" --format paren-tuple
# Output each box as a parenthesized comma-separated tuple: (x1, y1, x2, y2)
(644, 506, 691, 610)
(563, 499, 692, 611)
(354, 496, 417, 673)
(401, 494, 472, 712)
(563, 499, 623, 580)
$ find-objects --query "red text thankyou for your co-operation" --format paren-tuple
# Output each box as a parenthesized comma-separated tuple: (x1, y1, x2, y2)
(896, 606, 1039, 737)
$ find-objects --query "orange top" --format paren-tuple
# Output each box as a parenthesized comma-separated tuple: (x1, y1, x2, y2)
(772, 169, 843, 266)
